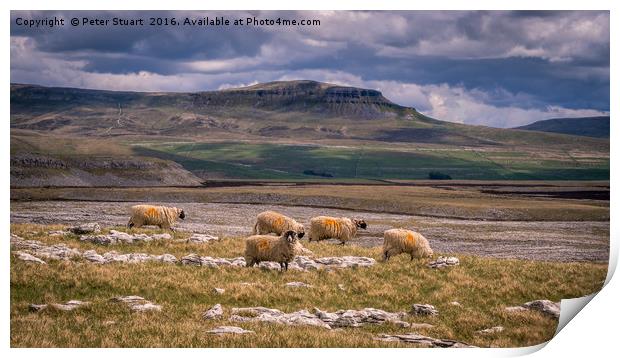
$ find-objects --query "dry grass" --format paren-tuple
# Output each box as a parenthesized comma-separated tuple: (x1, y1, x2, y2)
(11, 183, 609, 222)
(10, 223, 607, 348)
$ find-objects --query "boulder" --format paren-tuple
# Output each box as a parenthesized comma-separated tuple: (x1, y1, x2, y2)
(69, 223, 101, 235)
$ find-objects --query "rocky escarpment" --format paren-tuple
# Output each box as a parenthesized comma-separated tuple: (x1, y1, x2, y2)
(192, 80, 409, 118)
(10, 153, 202, 187)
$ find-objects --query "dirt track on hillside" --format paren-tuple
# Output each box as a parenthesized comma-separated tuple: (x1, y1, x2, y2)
(10, 201, 609, 262)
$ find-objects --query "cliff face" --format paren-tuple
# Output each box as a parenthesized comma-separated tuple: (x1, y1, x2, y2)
(11, 80, 410, 122)
(191, 80, 405, 118)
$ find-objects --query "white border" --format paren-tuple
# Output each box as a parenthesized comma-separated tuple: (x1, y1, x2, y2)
(3, 1, 616, 357)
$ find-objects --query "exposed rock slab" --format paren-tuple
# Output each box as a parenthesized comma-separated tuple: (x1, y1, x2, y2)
(506, 299, 560, 319)
(476, 326, 504, 335)
(286, 282, 313, 288)
(228, 306, 409, 329)
(523, 300, 560, 318)
(230, 307, 331, 329)
(14, 251, 47, 264)
(411, 304, 438, 316)
(375, 333, 477, 348)
(207, 326, 254, 335)
(11, 235, 373, 271)
(187, 233, 219, 243)
(213, 288, 225, 294)
(111, 296, 162, 312)
(69, 223, 101, 235)
(428, 256, 460, 269)
(81, 230, 171, 245)
(180, 254, 375, 271)
(203, 304, 224, 320)
(29, 300, 90, 312)
(314, 307, 409, 328)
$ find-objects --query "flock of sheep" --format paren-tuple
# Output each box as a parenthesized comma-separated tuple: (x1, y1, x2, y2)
(128, 204, 434, 271)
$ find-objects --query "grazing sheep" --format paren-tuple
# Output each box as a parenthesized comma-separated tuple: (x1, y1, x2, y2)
(382, 228, 433, 261)
(308, 216, 367, 245)
(253, 210, 305, 238)
(127, 205, 185, 231)
(244, 230, 298, 271)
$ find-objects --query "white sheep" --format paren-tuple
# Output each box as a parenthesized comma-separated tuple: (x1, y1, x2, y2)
(382, 228, 433, 261)
(127, 205, 185, 231)
(253, 210, 305, 238)
(307, 216, 367, 245)
(244, 230, 298, 271)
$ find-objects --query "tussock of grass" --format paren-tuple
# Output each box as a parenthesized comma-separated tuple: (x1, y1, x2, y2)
(10, 223, 606, 348)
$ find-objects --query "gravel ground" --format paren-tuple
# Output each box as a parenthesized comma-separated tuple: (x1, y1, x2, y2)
(10, 201, 609, 262)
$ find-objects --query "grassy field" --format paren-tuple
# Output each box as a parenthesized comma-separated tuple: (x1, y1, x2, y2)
(134, 141, 610, 180)
(12, 183, 609, 222)
(10, 223, 607, 348)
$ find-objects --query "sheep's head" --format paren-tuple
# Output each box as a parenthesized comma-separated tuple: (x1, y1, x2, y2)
(354, 219, 367, 229)
(284, 230, 298, 244)
(179, 209, 186, 220)
(295, 223, 305, 239)
(424, 244, 434, 258)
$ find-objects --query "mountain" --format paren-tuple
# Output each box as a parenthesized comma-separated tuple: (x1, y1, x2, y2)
(514, 116, 609, 138)
(10, 81, 610, 183)
(10, 81, 609, 148)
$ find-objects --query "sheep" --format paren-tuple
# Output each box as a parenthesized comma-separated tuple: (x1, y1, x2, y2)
(127, 205, 185, 231)
(382, 228, 433, 262)
(253, 210, 305, 238)
(307, 216, 367, 245)
(244, 230, 298, 271)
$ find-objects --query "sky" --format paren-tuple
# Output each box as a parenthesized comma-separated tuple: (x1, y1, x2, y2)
(10, 10, 610, 128)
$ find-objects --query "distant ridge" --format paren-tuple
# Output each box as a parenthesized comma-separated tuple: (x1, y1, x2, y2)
(514, 116, 609, 138)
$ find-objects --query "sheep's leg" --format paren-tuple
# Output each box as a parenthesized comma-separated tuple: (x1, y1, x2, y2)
(127, 220, 134, 229)
(285, 262, 289, 271)
(279, 262, 285, 271)
(410, 254, 415, 261)
(382, 251, 389, 262)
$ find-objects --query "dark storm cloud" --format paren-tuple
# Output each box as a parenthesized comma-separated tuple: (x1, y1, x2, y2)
(10, 10, 609, 127)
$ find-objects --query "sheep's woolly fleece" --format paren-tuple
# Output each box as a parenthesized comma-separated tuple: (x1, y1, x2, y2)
(10, 235, 375, 271)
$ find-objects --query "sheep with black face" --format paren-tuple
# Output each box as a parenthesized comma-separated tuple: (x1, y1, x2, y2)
(307, 216, 367, 245)
(244, 230, 299, 271)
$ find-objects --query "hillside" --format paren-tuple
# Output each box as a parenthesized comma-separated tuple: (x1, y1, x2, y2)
(10, 81, 610, 183)
(514, 116, 610, 138)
